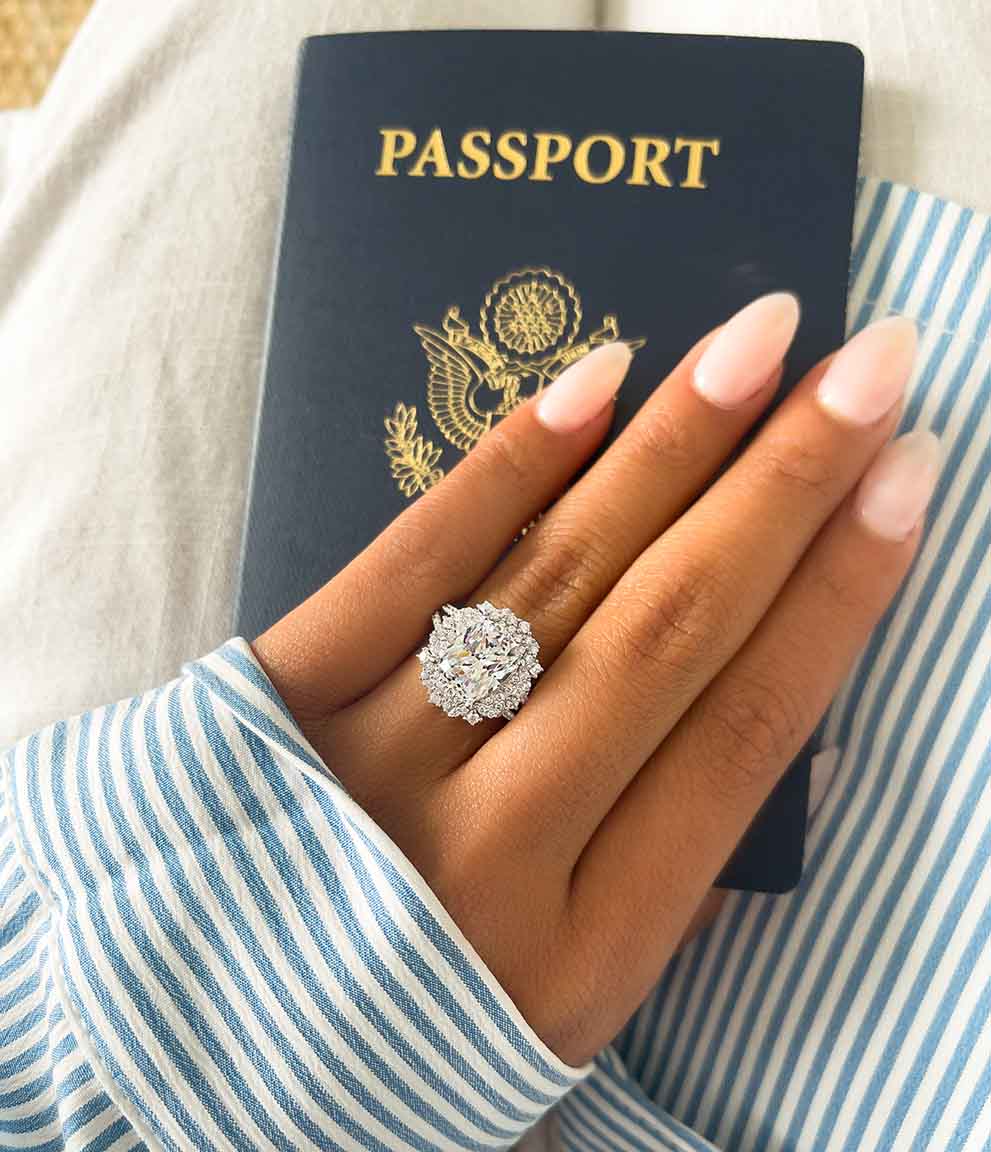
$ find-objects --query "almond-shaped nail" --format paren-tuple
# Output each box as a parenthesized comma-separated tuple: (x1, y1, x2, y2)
(855, 429, 941, 541)
(535, 342, 632, 433)
(692, 292, 801, 409)
(817, 315, 917, 426)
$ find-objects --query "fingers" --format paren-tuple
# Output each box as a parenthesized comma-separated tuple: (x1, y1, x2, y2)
(472, 300, 795, 667)
(251, 342, 630, 726)
(567, 430, 940, 1032)
(324, 295, 796, 791)
(468, 315, 918, 862)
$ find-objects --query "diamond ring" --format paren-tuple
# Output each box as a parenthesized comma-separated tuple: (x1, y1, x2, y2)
(417, 601, 542, 724)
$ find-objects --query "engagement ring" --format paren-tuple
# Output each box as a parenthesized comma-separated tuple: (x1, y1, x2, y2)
(417, 601, 542, 724)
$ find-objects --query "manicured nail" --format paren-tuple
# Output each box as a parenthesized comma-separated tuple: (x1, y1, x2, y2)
(692, 292, 801, 409)
(816, 315, 917, 426)
(535, 342, 632, 433)
(855, 429, 941, 541)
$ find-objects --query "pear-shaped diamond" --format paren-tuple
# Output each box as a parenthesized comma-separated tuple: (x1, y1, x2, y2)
(418, 602, 541, 722)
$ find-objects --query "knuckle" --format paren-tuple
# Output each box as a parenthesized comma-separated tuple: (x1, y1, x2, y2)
(629, 403, 696, 472)
(651, 563, 721, 639)
(602, 611, 677, 688)
(471, 421, 532, 490)
(380, 511, 441, 580)
(513, 524, 611, 621)
(535, 974, 603, 1066)
(817, 557, 874, 617)
(612, 560, 734, 678)
(756, 436, 837, 499)
(700, 672, 806, 799)
(536, 917, 618, 1065)
(381, 508, 475, 591)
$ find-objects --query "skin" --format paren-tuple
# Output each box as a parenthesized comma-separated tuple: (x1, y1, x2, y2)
(251, 317, 920, 1067)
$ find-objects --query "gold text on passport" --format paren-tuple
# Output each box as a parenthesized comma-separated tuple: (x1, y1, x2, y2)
(375, 128, 721, 189)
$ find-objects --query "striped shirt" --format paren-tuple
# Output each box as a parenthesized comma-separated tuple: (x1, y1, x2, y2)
(2, 175, 988, 1151)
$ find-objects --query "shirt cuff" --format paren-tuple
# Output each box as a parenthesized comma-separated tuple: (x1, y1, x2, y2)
(7, 636, 590, 1152)
(556, 1048, 722, 1151)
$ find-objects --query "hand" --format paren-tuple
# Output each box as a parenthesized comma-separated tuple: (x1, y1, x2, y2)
(251, 293, 938, 1066)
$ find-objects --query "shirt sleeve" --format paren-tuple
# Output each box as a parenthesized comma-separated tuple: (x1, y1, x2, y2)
(1, 637, 590, 1152)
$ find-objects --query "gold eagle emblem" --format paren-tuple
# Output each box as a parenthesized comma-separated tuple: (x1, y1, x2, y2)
(384, 267, 645, 497)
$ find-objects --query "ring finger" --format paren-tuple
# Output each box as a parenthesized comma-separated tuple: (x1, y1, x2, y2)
(327, 293, 800, 789)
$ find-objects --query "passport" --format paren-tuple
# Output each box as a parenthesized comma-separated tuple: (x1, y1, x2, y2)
(236, 29, 864, 893)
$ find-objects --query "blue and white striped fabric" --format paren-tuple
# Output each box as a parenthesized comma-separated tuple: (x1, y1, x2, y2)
(0, 646, 588, 1151)
(1, 175, 988, 1152)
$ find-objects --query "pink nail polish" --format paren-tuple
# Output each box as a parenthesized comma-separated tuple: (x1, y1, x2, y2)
(855, 430, 941, 541)
(535, 342, 632, 433)
(692, 292, 801, 409)
(816, 315, 917, 426)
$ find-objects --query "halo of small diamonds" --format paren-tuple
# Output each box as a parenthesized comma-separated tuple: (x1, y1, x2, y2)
(417, 601, 542, 724)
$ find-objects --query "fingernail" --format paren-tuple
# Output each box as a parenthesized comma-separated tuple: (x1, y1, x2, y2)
(535, 342, 632, 433)
(855, 429, 941, 541)
(692, 292, 801, 409)
(816, 315, 917, 426)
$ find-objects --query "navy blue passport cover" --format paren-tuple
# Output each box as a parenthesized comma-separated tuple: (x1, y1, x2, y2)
(236, 30, 864, 893)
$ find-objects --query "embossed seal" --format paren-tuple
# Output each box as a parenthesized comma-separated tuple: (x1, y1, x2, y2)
(383, 267, 645, 496)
